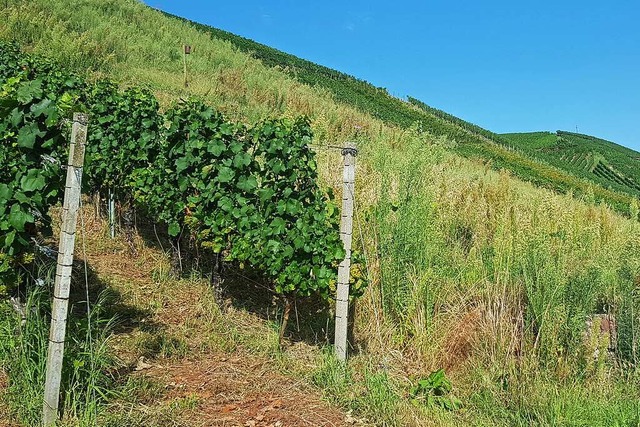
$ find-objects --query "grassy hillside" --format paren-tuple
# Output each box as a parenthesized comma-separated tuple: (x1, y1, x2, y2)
(3, 0, 638, 214)
(2, 1, 640, 426)
(502, 131, 640, 197)
(162, 11, 640, 214)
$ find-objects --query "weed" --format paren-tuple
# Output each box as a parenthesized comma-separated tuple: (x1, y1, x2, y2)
(410, 369, 462, 411)
(0, 285, 116, 426)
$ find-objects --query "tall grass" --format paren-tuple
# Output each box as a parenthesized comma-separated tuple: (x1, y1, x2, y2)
(2, 0, 640, 425)
(353, 131, 640, 424)
(0, 276, 116, 426)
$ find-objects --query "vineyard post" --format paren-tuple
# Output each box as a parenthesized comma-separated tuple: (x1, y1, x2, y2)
(334, 142, 357, 362)
(42, 113, 88, 426)
(182, 44, 191, 88)
(108, 188, 115, 238)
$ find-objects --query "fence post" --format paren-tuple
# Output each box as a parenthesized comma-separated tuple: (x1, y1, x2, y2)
(108, 188, 115, 238)
(42, 113, 88, 426)
(182, 44, 191, 88)
(335, 142, 357, 362)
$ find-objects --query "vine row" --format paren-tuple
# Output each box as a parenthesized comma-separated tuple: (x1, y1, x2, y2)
(0, 41, 366, 301)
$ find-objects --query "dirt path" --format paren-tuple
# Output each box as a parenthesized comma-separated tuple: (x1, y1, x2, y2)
(1, 209, 359, 427)
(86, 211, 358, 427)
(141, 355, 350, 427)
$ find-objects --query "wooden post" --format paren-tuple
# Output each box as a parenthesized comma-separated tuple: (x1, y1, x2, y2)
(93, 192, 100, 220)
(182, 44, 190, 88)
(42, 113, 88, 426)
(334, 142, 357, 362)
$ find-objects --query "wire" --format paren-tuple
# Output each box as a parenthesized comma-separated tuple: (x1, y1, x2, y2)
(308, 144, 361, 152)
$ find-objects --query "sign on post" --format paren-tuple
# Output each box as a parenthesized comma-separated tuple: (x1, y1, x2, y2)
(183, 44, 191, 88)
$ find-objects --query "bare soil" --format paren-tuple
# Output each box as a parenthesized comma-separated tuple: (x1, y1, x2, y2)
(140, 355, 349, 427)
(1, 209, 355, 427)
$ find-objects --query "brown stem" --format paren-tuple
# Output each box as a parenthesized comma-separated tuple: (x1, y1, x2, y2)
(211, 253, 224, 308)
(279, 296, 293, 348)
(170, 236, 182, 277)
(123, 202, 137, 256)
(94, 191, 101, 219)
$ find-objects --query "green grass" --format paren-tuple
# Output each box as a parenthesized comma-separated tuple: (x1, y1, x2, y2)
(502, 131, 640, 199)
(0, 284, 116, 426)
(2, 1, 640, 426)
(468, 376, 640, 427)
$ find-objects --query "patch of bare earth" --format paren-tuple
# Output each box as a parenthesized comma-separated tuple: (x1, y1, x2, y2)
(79, 208, 354, 427)
(0, 371, 17, 427)
(140, 355, 348, 427)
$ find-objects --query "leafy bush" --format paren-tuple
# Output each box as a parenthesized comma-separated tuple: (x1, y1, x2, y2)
(85, 80, 163, 197)
(0, 68, 76, 289)
(0, 41, 366, 304)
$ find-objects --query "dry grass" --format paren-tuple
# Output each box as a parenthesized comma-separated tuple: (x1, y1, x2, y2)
(0, 371, 17, 427)
(50, 202, 362, 427)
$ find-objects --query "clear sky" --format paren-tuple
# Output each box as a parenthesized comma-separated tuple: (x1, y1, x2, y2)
(144, 0, 640, 151)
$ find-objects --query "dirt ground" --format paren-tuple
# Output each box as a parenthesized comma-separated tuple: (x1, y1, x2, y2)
(0, 209, 358, 427)
(139, 355, 351, 427)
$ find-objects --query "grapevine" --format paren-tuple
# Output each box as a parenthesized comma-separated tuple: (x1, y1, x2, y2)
(0, 42, 367, 308)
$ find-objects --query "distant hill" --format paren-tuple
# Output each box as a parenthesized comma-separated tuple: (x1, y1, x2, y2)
(501, 131, 640, 197)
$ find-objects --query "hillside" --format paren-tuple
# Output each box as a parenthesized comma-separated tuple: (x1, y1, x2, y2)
(2, 1, 640, 427)
(164, 11, 640, 214)
(3, 1, 638, 213)
(502, 131, 640, 197)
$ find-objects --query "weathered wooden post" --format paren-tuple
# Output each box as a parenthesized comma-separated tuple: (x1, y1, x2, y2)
(42, 113, 88, 426)
(334, 142, 357, 362)
(183, 44, 191, 88)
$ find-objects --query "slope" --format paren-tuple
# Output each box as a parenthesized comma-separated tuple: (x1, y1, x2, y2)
(3, 0, 638, 215)
(164, 10, 640, 214)
(2, 1, 640, 426)
(501, 131, 640, 197)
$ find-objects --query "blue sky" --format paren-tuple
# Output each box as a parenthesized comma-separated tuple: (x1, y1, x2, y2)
(144, 0, 640, 151)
